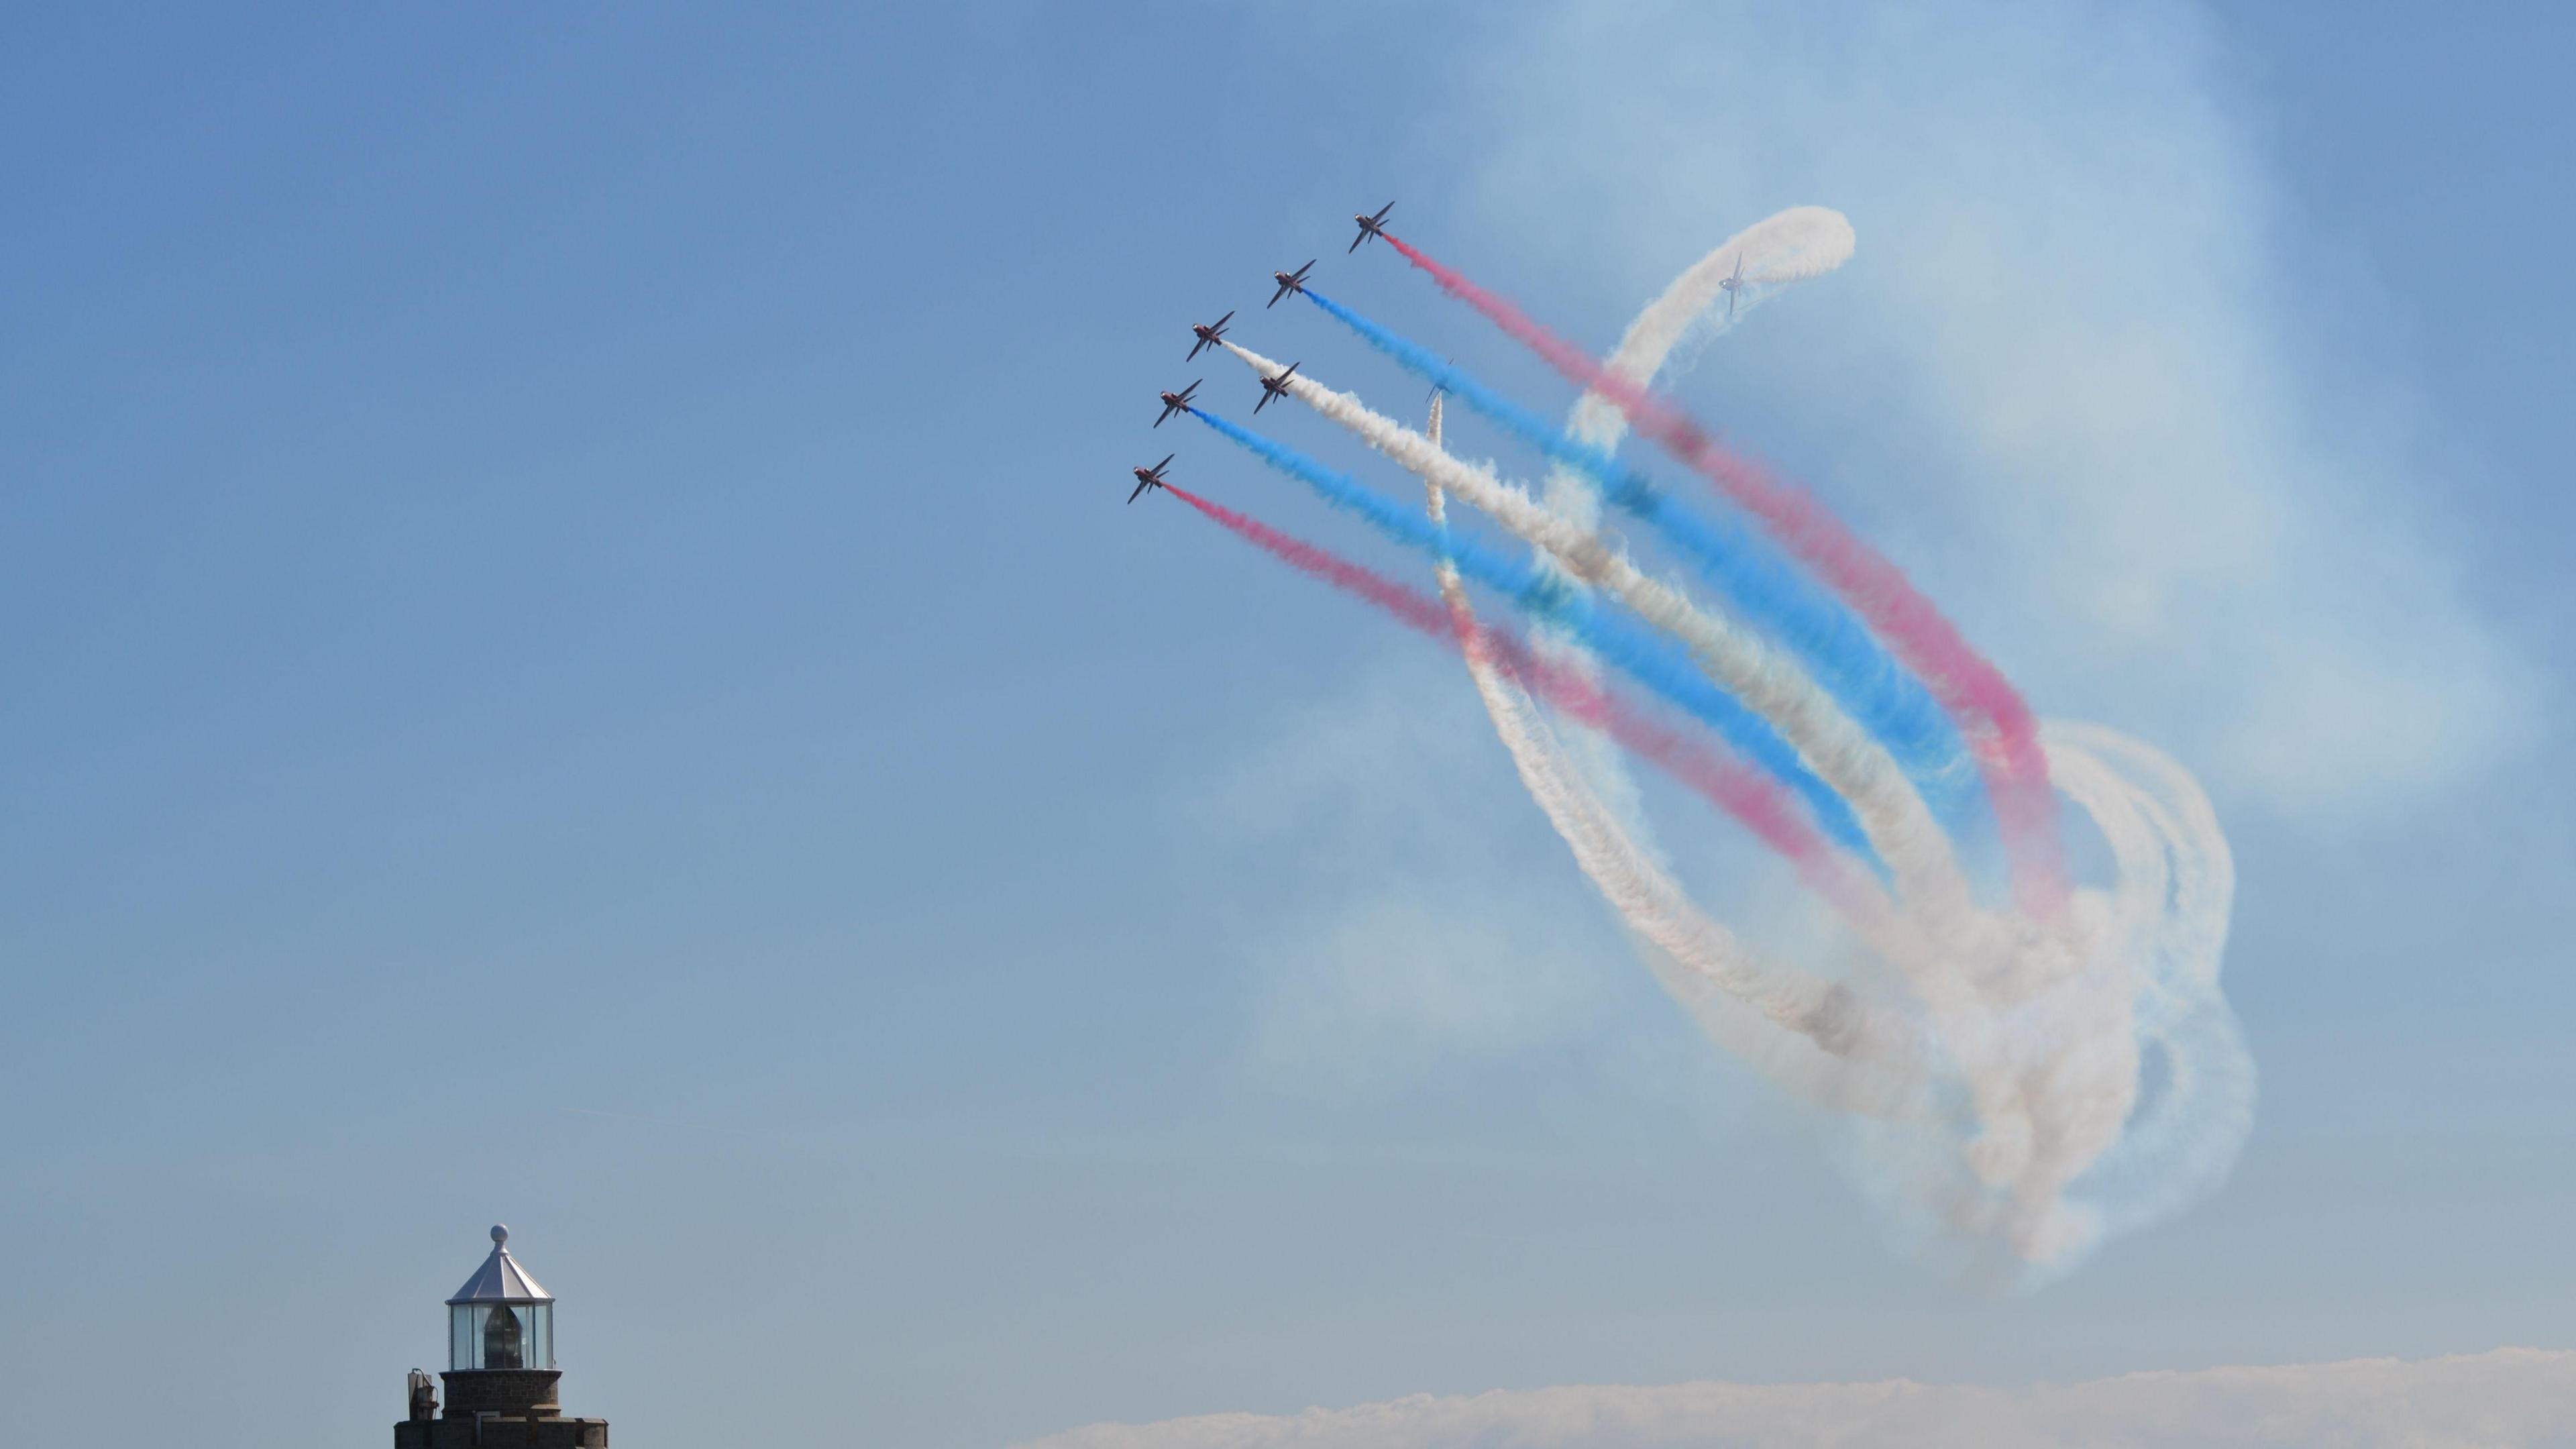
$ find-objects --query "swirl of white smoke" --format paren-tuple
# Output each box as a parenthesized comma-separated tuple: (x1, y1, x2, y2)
(1433, 209, 2249, 1272)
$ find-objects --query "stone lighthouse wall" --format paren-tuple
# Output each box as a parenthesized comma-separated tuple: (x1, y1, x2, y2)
(397, 1370, 606, 1449)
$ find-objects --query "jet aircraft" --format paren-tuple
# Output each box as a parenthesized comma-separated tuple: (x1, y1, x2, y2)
(1128, 454, 1174, 504)
(1155, 380, 1201, 428)
(1254, 361, 1301, 415)
(1187, 311, 1234, 361)
(1267, 260, 1315, 308)
(1348, 201, 1393, 252)
(1719, 252, 1750, 319)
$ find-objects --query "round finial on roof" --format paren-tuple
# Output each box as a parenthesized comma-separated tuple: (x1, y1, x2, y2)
(491, 1224, 509, 1246)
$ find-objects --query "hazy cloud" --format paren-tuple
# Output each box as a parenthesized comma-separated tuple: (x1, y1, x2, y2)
(1421, 0, 2539, 828)
(1020, 1348, 2576, 1449)
(1174, 655, 1645, 1078)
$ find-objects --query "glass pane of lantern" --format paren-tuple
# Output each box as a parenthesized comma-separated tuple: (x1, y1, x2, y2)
(484, 1302, 525, 1370)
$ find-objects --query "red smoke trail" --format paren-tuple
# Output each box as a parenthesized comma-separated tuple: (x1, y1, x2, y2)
(1380, 231, 2068, 916)
(1163, 483, 1883, 922)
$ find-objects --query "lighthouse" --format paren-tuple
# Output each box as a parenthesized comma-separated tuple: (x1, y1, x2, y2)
(397, 1227, 609, 1449)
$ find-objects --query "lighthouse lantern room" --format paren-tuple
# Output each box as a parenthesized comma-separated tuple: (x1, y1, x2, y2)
(448, 1225, 556, 1371)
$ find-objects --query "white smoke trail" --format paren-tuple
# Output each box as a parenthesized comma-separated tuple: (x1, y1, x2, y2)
(1523, 210, 1865, 989)
(1535, 210, 1863, 916)
(1419, 396, 1926, 1104)
(1492, 211, 1958, 1106)
(1537, 209, 1867, 934)
(2040, 722, 2253, 1250)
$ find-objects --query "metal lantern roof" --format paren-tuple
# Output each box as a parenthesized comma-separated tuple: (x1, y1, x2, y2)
(447, 1224, 553, 1305)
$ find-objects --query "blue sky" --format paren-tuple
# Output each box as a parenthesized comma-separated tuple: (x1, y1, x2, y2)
(3, 3, 2572, 1446)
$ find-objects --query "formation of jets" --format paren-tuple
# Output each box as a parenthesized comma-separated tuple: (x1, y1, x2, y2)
(1126, 205, 1395, 504)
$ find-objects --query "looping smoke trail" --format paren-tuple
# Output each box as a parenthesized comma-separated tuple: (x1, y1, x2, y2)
(1296, 285, 1990, 854)
(1560, 206, 1859, 479)
(2040, 724, 2252, 1246)
(1373, 232, 2070, 918)
(1414, 392, 1931, 1113)
(1161, 481, 1886, 929)
(1182, 402, 1879, 866)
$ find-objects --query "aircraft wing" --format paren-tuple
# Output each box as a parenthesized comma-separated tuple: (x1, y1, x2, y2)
(1129, 480, 1149, 503)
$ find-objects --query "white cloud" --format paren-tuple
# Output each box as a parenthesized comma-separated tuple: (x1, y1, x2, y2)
(1017, 1348, 2576, 1449)
(1417, 0, 2540, 828)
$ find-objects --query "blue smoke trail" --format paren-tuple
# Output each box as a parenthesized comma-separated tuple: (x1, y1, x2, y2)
(1188, 405, 1878, 867)
(1299, 286, 1992, 849)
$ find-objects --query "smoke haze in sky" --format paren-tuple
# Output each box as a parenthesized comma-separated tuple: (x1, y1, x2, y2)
(1422, 0, 2538, 826)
